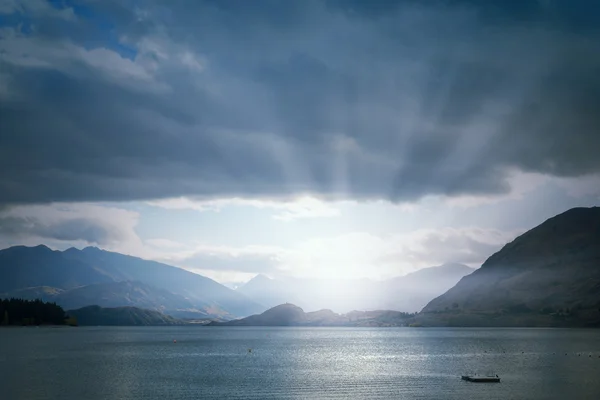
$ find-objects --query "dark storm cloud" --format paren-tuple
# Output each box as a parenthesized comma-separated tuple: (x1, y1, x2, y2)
(1, 0, 599, 204)
(0, 215, 112, 243)
(0, 204, 138, 246)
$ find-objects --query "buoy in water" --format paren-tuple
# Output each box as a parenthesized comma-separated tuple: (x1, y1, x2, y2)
(173, 339, 177, 343)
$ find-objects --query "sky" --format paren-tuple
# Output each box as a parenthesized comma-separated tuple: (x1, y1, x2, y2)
(1, 0, 599, 285)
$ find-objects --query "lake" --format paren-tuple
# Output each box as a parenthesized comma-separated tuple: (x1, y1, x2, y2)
(1, 327, 599, 399)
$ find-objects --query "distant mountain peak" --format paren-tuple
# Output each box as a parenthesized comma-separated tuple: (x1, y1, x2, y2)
(2, 244, 54, 254)
(439, 262, 471, 269)
(270, 302, 303, 311)
(434, 263, 475, 273)
(398, 263, 474, 279)
(237, 274, 274, 291)
(82, 246, 102, 252)
(9, 244, 53, 252)
(251, 273, 271, 282)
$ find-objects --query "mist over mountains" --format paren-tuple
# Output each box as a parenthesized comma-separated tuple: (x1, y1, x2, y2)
(0, 244, 473, 318)
(237, 263, 474, 313)
(217, 206, 600, 328)
(1, 207, 599, 326)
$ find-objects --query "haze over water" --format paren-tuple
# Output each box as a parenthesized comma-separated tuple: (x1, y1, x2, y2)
(2, 327, 599, 399)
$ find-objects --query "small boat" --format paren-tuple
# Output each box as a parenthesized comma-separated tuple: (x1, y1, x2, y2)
(461, 373, 500, 383)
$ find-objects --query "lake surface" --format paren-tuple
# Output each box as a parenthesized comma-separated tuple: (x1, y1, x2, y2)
(1, 327, 600, 399)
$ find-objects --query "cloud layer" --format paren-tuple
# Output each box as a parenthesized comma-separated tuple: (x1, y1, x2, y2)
(147, 196, 341, 221)
(161, 226, 519, 280)
(1, 0, 599, 205)
(0, 203, 142, 253)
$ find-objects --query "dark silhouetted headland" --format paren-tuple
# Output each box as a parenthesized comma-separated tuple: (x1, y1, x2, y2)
(0, 298, 67, 326)
(208, 303, 415, 327)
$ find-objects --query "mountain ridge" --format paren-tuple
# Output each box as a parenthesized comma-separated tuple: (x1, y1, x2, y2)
(209, 303, 415, 327)
(0, 245, 264, 318)
(419, 206, 600, 327)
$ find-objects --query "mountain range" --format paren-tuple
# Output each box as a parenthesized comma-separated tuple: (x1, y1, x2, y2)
(236, 263, 474, 313)
(0, 244, 473, 318)
(206, 206, 600, 328)
(1, 207, 598, 326)
(0, 245, 264, 318)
